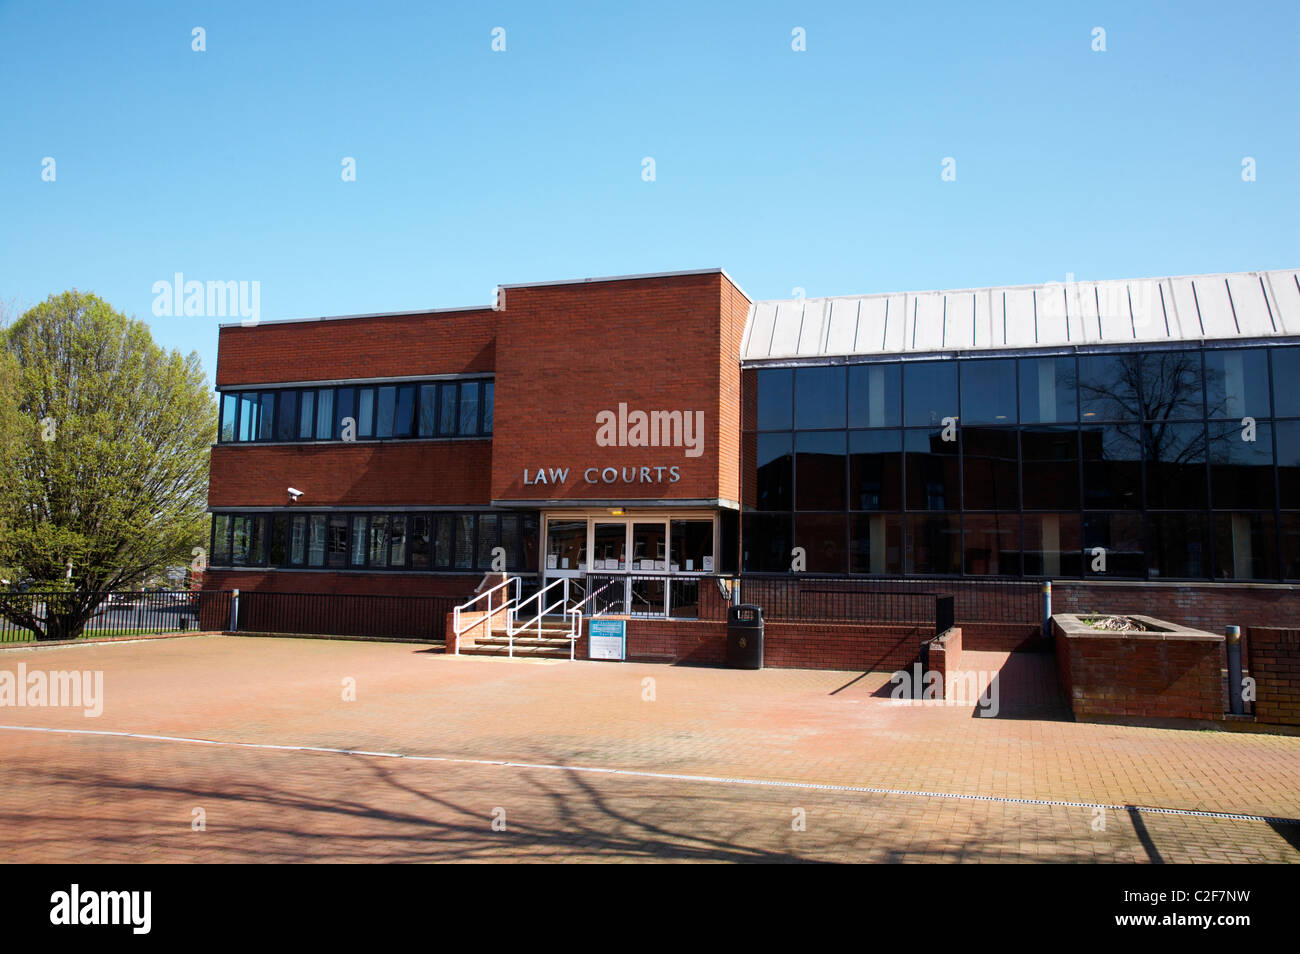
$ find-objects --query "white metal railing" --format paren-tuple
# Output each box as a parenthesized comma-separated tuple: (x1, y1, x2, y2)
(452, 576, 520, 656)
(506, 577, 580, 659)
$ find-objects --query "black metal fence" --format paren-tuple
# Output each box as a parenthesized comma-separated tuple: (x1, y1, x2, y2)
(234, 590, 462, 640)
(739, 575, 1037, 628)
(0, 590, 232, 643)
(582, 574, 710, 619)
(738, 576, 956, 637)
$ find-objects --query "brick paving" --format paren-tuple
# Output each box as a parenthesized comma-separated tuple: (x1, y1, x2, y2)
(0, 635, 1297, 863)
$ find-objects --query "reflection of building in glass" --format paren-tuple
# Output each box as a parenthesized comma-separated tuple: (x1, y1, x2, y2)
(740, 268, 1300, 580)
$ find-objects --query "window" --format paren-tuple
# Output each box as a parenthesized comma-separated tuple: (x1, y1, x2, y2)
(1206, 349, 1269, 420)
(369, 515, 389, 566)
(327, 515, 348, 568)
(274, 390, 297, 441)
(357, 389, 375, 438)
(389, 515, 407, 567)
(476, 513, 497, 568)
(795, 430, 846, 510)
(1209, 421, 1274, 509)
(410, 515, 432, 569)
(298, 390, 315, 439)
(755, 433, 793, 511)
(418, 385, 438, 437)
(218, 377, 492, 442)
(962, 428, 1018, 511)
(439, 383, 459, 436)
(742, 513, 791, 572)
(756, 369, 793, 430)
(1023, 514, 1082, 577)
(850, 514, 903, 574)
(671, 520, 713, 572)
(1214, 513, 1277, 580)
(903, 361, 957, 427)
(460, 381, 481, 435)
(350, 515, 367, 566)
(394, 385, 415, 438)
(220, 394, 238, 442)
(960, 359, 1017, 425)
(270, 516, 289, 566)
(375, 386, 396, 438)
(1144, 422, 1207, 509)
(794, 366, 845, 429)
(454, 515, 474, 568)
(435, 516, 453, 568)
(258, 392, 276, 440)
(1022, 427, 1079, 510)
(290, 515, 307, 565)
(849, 429, 902, 511)
(1081, 425, 1141, 510)
(238, 393, 259, 441)
(315, 389, 334, 440)
(848, 364, 901, 428)
(962, 515, 1019, 576)
(308, 515, 326, 566)
(794, 513, 847, 573)
(1083, 513, 1145, 577)
(905, 514, 960, 574)
(904, 427, 958, 510)
(336, 388, 356, 440)
(1019, 356, 1077, 424)
(212, 515, 232, 565)
(1272, 347, 1300, 418)
(1147, 513, 1210, 578)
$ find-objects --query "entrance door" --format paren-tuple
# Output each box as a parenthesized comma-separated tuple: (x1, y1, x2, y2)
(543, 518, 587, 593)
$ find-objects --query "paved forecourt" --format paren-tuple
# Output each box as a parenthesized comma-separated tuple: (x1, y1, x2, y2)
(0, 635, 1297, 863)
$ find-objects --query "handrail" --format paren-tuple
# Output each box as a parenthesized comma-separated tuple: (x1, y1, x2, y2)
(569, 578, 621, 619)
(452, 576, 520, 656)
(505, 577, 579, 658)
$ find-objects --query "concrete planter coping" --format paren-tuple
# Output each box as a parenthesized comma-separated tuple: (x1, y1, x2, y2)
(1052, 613, 1223, 643)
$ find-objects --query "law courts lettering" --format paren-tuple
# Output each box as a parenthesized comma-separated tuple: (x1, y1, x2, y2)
(521, 404, 701, 487)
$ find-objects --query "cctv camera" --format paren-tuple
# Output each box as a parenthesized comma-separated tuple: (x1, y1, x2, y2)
(287, 487, 303, 501)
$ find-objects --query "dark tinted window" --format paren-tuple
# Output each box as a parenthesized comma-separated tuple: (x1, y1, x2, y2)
(850, 514, 903, 574)
(1081, 425, 1142, 510)
(848, 363, 901, 427)
(335, 388, 356, 440)
(794, 513, 847, 573)
(1209, 421, 1274, 509)
(755, 433, 793, 511)
(1273, 347, 1300, 417)
(1148, 513, 1210, 578)
(375, 386, 397, 438)
(903, 361, 958, 427)
(963, 515, 1020, 576)
(795, 430, 846, 510)
(742, 513, 792, 572)
(756, 369, 793, 430)
(1022, 426, 1079, 510)
(904, 427, 958, 510)
(1205, 349, 1269, 420)
(418, 385, 438, 437)
(961, 428, 1018, 510)
(849, 429, 902, 511)
(1144, 422, 1207, 509)
(1083, 513, 1145, 577)
(1019, 356, 1077, 424)
(794, 366, 845, 429)
(960, 359, 1017, 425)
(905, 514, 960, 574)
(460, 381, 481, 435)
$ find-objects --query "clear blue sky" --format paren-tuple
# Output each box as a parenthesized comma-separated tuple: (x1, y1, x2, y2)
(2, 1, 1296, 385)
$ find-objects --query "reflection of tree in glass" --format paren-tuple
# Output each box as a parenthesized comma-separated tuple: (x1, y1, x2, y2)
(1080, 352, 1208, 465)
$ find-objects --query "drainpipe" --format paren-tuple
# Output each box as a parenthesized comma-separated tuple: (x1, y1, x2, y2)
(1226, 625, 1244, 715)
(229, 588, 239, 633)
(1041, 580, 1052, 641)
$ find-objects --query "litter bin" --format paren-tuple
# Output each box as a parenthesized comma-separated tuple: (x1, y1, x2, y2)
(727, 604, 764, 669)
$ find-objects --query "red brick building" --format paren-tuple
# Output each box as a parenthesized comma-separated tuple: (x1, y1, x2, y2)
(204, 269, 749, 614)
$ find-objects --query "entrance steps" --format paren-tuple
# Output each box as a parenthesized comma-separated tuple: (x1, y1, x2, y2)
(458, 619, 576, 659)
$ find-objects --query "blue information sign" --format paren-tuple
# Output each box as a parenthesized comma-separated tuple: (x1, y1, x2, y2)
(588, 618, 626, 661)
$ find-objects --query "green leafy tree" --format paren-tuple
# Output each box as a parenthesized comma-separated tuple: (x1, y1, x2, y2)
(0, 291, 215, 639)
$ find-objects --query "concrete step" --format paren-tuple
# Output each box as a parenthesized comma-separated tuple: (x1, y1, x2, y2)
(460, 639, 572, 659)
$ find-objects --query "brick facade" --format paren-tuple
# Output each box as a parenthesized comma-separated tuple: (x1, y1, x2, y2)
(1244, 627, 1300, 726)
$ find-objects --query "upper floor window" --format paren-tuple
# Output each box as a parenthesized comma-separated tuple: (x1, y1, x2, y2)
(217, 376, 494, 443)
